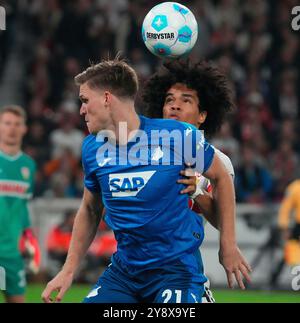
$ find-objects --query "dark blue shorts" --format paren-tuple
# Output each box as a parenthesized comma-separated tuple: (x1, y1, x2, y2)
(83, 250, 212, 303)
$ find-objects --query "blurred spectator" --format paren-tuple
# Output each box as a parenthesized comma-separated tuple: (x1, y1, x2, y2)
(210, 0, 241, 30)
(270, 141, 300, 200)
(83, 221, 117, 282)
(50, 110, 84, 159)
(277, 118, 300, 152)
(0, 0, 299, 201)
(0, 0, 17, 80)
(44, 148, 82, 197)
(211, 120, 240, 167)
(239, 92, 273, 134)
(47, 210, 74, 260)
(277, 77, 299, 119)
(130, 48, 152, 81)
(46, 209, 75, 278)
(24, 121, 50, 166)
(46, 209, 116, 281)
(235, 145, 273, 203)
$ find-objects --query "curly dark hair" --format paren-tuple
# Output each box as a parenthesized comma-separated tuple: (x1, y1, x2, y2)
(142, 59, 235, 137)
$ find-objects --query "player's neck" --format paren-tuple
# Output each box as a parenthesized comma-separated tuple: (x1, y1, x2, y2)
(0, 142, 21, 156)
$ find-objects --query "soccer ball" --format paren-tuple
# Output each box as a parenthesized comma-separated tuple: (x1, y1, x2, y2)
(141, 2, 198, 59)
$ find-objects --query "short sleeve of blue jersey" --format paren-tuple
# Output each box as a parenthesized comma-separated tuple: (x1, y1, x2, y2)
(181, 122, 215, 173)
(82, 136, 101, 193)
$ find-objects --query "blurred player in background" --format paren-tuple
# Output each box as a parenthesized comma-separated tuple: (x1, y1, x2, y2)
(0, 105, 39, 303)
(42, 57, 250, 303)
(143, 60, 248, 293)
(278, 179, 300, 243)
(46, 209, 116, 282)
(46, 209, 76, 279)
(269, 179, 300, 288)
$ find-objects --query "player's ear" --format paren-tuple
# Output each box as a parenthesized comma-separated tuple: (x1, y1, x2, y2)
(104, 91, 112, 106)
(197, 110, 207, 126)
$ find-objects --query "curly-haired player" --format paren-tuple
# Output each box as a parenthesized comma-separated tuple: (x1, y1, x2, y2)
(143, 59, 250, 293)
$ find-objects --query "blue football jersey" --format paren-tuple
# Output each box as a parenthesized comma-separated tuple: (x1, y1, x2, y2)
(82, 115, 215, 269)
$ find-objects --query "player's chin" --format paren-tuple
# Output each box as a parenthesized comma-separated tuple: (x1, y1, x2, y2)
(6, 138, 20, 145)
(86, 123, 96, 135)
(89, 129, 98, 135)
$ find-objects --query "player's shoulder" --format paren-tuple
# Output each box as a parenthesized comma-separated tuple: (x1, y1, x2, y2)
(82, 134, 98, 155)
(20, 152, 37, 170)
(213, 148, 235, 177)
(287, 179, 300, 194)
(143, 115, 197, 132)
(82, 133, 96, 148)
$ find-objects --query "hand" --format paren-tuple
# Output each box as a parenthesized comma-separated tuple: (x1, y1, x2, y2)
(219, 244, 252, 290)
(19, 229, 41, 274)
(41, 270, 74, 303)
(177, 170, 197, 195)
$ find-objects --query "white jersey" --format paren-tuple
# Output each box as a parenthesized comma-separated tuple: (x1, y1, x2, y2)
(196, 147, 234, 193)
(214, 148, 235, 178)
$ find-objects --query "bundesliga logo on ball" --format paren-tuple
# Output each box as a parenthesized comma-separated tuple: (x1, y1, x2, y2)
(142, 2, 198, 59)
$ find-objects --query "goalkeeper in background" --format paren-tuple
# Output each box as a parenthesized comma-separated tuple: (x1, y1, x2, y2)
(269, 179, 300, 288)
(0, 105, 39, 303)
(278, 179, 300, 241)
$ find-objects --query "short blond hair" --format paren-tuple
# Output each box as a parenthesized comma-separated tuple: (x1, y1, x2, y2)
(0, 105, 27, 121)
(75, 57, 139, 100)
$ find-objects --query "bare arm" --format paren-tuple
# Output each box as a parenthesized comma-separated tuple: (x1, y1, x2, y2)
(42, 188, 103, 302)
(193, 192, 219, 229)
(63, 188, 103, 273)
(203, 155, 235, 240)
(203, 154, 251, 289)
(203, 154, 235, 242)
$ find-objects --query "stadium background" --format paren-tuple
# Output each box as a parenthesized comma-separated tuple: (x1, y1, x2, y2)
(0, 0, 300, 302)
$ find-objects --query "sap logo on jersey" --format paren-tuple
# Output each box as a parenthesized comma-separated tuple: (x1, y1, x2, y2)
(109, 171, 156, 197)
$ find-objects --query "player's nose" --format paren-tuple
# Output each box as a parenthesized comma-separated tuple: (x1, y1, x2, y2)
(80, 104, 86, 115)
(170, 104, 181, 111)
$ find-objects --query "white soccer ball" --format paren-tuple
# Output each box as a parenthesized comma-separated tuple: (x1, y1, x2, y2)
(141, 2, 198, 59)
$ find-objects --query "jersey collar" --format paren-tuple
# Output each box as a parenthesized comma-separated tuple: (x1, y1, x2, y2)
(0, 149, 23, 161)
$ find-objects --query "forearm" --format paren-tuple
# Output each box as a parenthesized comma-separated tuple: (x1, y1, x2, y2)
(62, 202, 101, 274)
(211, 172, 236, 245)
(201, 156, 251, 289)
(194, 193, 219, 230)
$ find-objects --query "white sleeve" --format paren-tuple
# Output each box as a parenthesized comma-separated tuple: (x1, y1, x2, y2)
(214, 148, 235, 179)
(191, 149, 234, 200)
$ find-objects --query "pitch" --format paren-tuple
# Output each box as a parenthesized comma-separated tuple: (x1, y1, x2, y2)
(1, 284, 299, 303)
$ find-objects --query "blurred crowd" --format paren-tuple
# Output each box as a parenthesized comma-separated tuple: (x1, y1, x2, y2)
(1, 0, 299, 203)
(46, 209, 116, 281)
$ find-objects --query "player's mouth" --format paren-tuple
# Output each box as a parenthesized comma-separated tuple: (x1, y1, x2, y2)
(168, 114, 179, 120)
